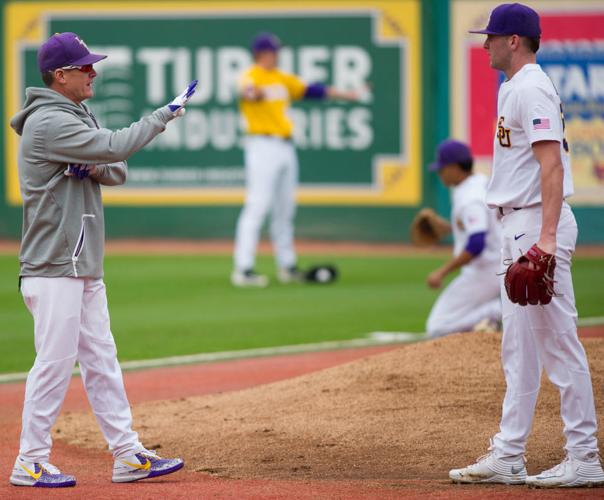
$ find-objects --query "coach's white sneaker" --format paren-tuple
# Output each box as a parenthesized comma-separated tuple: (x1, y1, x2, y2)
(277, 266, 305, 284)
(231, 269, 269, 288)
(9, 457, 76, 487)
(112, 449, 184, 483)
(449, 448, 527, 484)
(526, 454, 604, 488)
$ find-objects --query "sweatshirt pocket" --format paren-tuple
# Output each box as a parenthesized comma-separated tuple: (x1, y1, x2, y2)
(72, 214, 96, 277)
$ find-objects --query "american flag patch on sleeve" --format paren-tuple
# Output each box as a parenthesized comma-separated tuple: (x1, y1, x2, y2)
(532, 118, 551, 130)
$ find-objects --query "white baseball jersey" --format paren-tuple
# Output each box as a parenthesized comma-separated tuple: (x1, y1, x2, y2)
(451, 173, 501, 265)
(486, 63, 574, 208)
(426, 173, 502, 338)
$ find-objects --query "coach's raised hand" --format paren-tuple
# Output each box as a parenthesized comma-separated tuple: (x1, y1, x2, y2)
(167, 80, 198, 117)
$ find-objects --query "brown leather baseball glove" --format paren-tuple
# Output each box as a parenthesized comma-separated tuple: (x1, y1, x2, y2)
(410, 208, 451, 246)
(504, 244, 557, 306)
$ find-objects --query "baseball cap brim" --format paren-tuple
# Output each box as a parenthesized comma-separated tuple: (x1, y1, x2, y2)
(468, 28, 503, 35)
(70, 52, 107, 66)
(428, 161, 443, 172)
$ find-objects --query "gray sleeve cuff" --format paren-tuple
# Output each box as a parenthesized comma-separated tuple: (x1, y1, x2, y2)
(155, 106, 176, 124)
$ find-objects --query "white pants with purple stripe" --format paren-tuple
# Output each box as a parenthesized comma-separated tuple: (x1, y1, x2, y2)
(19, 277, 143, 462)
(492, 203, 599, 459)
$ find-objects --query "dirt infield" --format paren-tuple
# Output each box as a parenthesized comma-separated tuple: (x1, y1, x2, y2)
(1, 326, 603, 498)
(0, 345, 418, 499)
(38, 332, 603, 499)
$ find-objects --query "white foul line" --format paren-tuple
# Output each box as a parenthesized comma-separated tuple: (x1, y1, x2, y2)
(578, 316, 604, 327)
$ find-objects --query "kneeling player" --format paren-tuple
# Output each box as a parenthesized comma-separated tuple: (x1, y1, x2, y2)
(425, 140, 502, 337)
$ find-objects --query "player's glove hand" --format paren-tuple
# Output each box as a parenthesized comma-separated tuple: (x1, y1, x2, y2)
(64, 163, 93, 180)
(504, 244, 557, 306)
(410, 208, 451, 246)
(167, 80, 198, 117)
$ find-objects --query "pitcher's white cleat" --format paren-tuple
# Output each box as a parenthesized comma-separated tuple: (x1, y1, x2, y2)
(449, 446, 527, 484)
(526, 454, 604, 488)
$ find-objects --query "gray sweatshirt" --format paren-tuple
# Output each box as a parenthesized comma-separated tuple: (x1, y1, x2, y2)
(10, 87, 174, 278)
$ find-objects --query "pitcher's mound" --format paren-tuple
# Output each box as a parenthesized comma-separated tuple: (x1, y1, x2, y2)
(56, 333, 604, 480)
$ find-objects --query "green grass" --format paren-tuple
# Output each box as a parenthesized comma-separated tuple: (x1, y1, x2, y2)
(1, 253, 603, 374)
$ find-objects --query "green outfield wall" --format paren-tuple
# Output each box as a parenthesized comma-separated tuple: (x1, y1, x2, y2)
(1, 0, 603, 242)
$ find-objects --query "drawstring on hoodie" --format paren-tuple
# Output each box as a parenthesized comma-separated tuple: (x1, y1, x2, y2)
(72, 214, 95, 277)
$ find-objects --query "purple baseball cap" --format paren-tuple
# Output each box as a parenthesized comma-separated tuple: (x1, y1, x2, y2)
(469, 3, 541, 38)
(37, 32, 107, 72)
(429, 140, 473, 171)
(251, 32, 281, 53)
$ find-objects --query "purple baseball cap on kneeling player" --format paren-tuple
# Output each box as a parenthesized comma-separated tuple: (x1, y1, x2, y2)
(251, 32, 281, 52)
(469, 3, 541, 38)
(37, 32, 107, 72)
(429, 140, 473, 171)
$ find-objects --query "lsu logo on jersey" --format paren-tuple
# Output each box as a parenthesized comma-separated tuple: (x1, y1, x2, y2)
(497, 116, 511, 148)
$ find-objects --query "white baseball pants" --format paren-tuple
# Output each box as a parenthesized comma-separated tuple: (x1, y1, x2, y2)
(492, 203, 599, 459)
(426, 262, 501, 338)
(234, 135, 298, 271)
(19, 277, 144, 462)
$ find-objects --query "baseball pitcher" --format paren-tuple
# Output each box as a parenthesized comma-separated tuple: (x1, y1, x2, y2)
(450, 4, 604, 488)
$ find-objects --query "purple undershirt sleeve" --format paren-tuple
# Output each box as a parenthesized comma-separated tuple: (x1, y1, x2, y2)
(465, 231, 486, 256)
(303, 83, 327, 99)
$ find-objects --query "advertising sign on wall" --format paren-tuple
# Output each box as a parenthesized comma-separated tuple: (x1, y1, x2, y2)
(451, 1, 604, 205)
(4, 1, 421, 206)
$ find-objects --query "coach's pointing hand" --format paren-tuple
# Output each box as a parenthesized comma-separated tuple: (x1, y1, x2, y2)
(168, 80, 198, 117)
